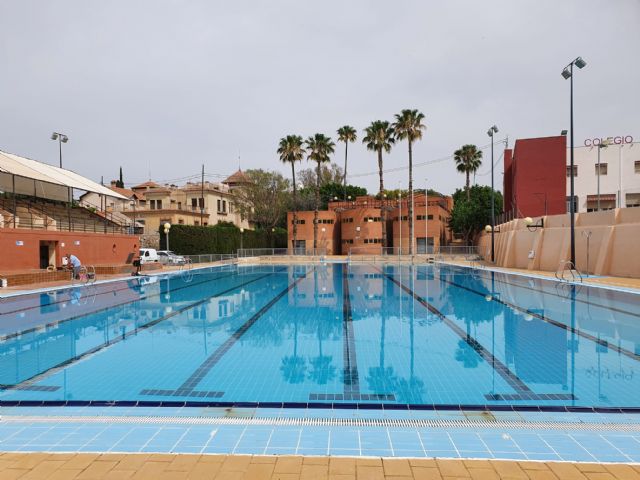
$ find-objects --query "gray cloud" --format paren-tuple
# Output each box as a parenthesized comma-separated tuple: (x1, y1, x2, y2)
(1, 0, 638, 194)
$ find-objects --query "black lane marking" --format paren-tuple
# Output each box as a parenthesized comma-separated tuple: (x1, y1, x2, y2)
(140, 389, 224, 398)
(309, 393, 395, 401)
(0, 271, 280, 393)
(162, 270, 309, 396)
(376, 267, 535, 396)
(486, 393, 575, 401)
(0, 270, 242, 342)
(449, 264, 640, 319)
(0, 384, 60, 392)
(342, 266, 360, 395)
(439, 273, 640, 363)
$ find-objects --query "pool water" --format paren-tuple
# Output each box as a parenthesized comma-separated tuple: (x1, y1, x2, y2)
(0, 263, 638, 410)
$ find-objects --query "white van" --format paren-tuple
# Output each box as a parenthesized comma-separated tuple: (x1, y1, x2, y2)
(139, 248, 159, 264)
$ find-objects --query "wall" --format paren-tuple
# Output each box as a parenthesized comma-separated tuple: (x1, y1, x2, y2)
(478, 208, 640, 278)
(0, 229, 140, 271)
(507, 135, 567, 218)
(287, 210, 340, 254)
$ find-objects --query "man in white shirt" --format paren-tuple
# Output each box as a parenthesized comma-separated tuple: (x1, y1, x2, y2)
(66, 254, 82, 279)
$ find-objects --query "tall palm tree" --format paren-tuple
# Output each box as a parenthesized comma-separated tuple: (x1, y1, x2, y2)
(278, 135, 305, 250)
(363, 121, 395, 248)
(393, 109, 426, 255)
(453, 144, 483, 200)
(337, 126, 357, 200)
(305, 133, 335, 252)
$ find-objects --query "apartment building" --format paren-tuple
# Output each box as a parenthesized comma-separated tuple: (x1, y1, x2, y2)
(287, 194, 453, 255)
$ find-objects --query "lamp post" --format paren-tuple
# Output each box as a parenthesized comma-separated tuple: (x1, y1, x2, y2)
(163, 222, 171, 251)
(424, 179, 428, 255)
(562, 56, 587, 266)
(50, 132, 69, 168)
(597, 139, 610, 211)
(487, 125, 499, 262)
(130, 200, 137, 234)
(240, 227, 244, 252)
(398, 190, 402, 256)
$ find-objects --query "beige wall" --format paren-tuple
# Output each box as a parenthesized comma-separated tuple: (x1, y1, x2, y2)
(479, 207, 640, 278)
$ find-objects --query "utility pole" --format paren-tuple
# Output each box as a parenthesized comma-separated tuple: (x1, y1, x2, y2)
(200, 165, 205, 226)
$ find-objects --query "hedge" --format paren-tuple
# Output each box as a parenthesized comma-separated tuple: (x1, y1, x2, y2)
(159, 224, 287, 255)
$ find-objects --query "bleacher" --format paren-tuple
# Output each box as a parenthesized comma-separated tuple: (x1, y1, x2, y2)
(0, 195, 130, 234)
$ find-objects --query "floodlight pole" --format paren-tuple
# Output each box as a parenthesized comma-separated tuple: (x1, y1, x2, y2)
(569, 61, 576, 266)
(51, 132, 68, 168)
(490, 133, 495, 262)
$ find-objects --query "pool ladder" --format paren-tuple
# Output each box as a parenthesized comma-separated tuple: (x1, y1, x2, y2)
(555, 260, 583, 283)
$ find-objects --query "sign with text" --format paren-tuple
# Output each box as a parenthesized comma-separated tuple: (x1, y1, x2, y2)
(584, 136, 634, 147)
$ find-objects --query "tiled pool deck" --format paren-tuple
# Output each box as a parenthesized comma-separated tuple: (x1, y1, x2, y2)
(1, 407, 639, 463)
(1, 452, 639, 479)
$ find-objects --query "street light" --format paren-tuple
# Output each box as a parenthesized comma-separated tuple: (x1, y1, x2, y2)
(163, 222, 171, 251)
(597, 139, 610, 211)
(424, 178, 429, 255)
(562, 56, 587, 266)
(50, 132, 69, 168)
(487, 125, 499, 262)
(240, 227, 244, 252)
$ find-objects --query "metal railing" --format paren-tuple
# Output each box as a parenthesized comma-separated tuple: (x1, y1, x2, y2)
(183, 254, 238, 264)
(555, 260, 584, 283)
(348, 245, 480, 257)
(237, 248, 328, 257)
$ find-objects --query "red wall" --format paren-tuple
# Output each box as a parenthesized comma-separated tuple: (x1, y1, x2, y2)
(510, 136, 567, 218)
(503, 148, 513, 215)
(0, 229, 140, 271)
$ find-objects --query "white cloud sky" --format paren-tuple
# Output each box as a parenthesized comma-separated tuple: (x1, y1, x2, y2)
(1, 0, 638, 195)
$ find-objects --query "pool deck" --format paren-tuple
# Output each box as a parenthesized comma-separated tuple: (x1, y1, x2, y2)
(1, 453, 638, 479)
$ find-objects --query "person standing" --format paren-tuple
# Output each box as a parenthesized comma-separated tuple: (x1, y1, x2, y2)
(66, 254, 82, 279)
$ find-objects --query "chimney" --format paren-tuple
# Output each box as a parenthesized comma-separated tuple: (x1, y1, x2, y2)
(110, 180, 118, 187)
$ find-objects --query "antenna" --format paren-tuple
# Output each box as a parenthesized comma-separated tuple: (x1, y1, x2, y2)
(238, 150, 241, 170)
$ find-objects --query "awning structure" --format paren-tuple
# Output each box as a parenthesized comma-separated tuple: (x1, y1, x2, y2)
(0, 150, 127, 202)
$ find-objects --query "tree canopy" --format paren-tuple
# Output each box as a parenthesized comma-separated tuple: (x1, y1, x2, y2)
(233, 169, 290, 230)
(448, 185, 503, 244)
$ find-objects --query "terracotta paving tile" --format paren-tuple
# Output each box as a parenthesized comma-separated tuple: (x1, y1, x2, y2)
(517, 462, 550, 471)
(463, 461, 493, 469)
(19, 460, 66, 480)
(489, 461, 528, 479)
(61, 454, 101, 471)
(410, 460, 438, 468)
(7, 453, 51, 469)
(467, 468, 500, 480)
(327, 475, 356, 480)
(157, 471, 190, 480)
(114, 455, 153, 471)
(167, 455, 202, 472)
(198, 455, 227, 464)
(75, 460, 119, 479)
(252, 456, 278, 464)
(300, 464, 328, 479)
(212, 472, 244, 480)
(546, 462, 588, 479)
(576, 463, 609, 473)
(274, 457, 303, 474)
(411, 466, 443, 480)
(329, 458, 356, 476)
(0, 469, 30, 480)
(383, 459, 413, 477)
(187, 462, 220, 479)
(241, 462, 275, 480)
(270, 474, 302, 480)
(303, 457, 329, 465)
(355, 465, 385, 479)
(130, 461, 170, 479)
(582, 473, 618, 480)
(356, 458, 382, 467)
(523, 470, 559, 480)
(220, 455, 252, 472)
(149, 454, 178, 463)
(102, 470, 136, 480)
(45, 469, 84, 480)
(603, 464, 640, 480)
(436, 459, 471, 478)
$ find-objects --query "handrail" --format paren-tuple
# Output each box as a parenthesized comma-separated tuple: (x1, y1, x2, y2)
(555, 260, 584, 283)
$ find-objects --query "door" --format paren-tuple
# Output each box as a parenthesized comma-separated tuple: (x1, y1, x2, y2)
(39, 243, 49, 269)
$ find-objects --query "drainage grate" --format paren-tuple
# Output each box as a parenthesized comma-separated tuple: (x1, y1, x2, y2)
(2, 415, 639, 432)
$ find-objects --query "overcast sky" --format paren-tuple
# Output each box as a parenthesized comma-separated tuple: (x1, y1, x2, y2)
(1, 0, 638, 195)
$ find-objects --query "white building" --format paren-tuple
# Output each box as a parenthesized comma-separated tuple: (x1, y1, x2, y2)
(567, 138, 640, 212)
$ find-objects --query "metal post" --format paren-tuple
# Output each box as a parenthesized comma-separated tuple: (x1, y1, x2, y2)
(200, 164, 204, 226)
(424, 181, 428, 255)
(597, 146, 601, 211)
(569, 62, 576, 266)
(491, 135, 495, 262)
(166, 230, 170, 252)
(68, 187, 72, 232)
(58, 136, 63, 168)
(12, 174, 17, 228)
(398, 191, 402, 257)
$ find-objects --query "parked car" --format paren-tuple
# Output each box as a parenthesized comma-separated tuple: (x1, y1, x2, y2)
(139, 248, 159, 264)
(157, 250, 186, 265)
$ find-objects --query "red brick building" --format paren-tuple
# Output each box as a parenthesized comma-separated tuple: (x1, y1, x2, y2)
(503, 135, 567, 219)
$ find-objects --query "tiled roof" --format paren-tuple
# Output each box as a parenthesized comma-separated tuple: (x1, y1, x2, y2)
(222, 169, 250, 185)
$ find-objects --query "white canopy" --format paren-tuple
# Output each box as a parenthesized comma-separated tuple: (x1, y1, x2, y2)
(0, 150, 126, 202)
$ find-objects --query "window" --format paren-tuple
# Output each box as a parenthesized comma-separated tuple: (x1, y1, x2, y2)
(342, 239, 354, 244)
(566, 165, 578, 177)
(319, 219, 334, 224)
(595, 163, 608, 175)
(292, 218, 306, 225)
(222, 200, 226, 212)
(177, 202, 182, 210)
(191, 198, 197, 209)
(363, 217, 381, 222)
(342, 217, 354, 223)
(194, 221, 200, 226)
(566, 195, 578, 213)
(217, 199, 221, 211)
(635, 161, 640, 174)
(416, 214, 434, 221)
(626, 193, 640, 208)
(178, 219, 184, 225)
(156, 199, 162, 209)
(364, 238, 382, 244)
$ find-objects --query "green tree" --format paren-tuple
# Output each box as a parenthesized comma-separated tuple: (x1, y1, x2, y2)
(449, 185, 503, 244)
(233, 169, 290, 231)
(305, 134, 335, 252)
(278, 135, 305, 249)
(363, 120, 395, 248)
(393, 109, 426, 254)
(115, 167, 124, 188)
(454, 144, 483, 201)
(337, 126, 357, 201)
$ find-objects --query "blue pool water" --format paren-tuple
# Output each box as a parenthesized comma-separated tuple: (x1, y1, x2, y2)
(0, 263, 638, 410)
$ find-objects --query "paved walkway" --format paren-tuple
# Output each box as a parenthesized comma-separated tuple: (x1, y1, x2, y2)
(0, 453, 638, 479)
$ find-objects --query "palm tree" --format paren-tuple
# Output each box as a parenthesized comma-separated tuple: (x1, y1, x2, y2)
(363, 121, 395, 248)
(305, 134, 335, 252)
(454, 144, 483, 200)
(278, 135, 306, 250)
(393, 109, 426, 255)
(337, 126, 357, 201)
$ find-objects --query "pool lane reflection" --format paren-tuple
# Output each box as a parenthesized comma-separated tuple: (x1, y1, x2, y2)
(0, 263, 638, 410)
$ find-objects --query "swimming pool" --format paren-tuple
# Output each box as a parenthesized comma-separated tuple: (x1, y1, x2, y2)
(1, 263, 638, 411)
